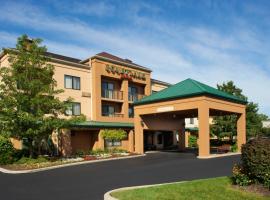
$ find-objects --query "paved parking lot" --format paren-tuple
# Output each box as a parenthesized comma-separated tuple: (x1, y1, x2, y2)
(0, 151, 240, 200)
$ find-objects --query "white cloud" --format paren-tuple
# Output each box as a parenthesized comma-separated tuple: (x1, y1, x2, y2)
(0, 1, 270, 115)
(50, 1, 115, 17)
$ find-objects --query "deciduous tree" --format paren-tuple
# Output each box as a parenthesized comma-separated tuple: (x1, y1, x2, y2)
(0, 35, 85, 157)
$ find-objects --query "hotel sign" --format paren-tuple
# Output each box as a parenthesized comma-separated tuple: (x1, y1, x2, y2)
(105, 64, 146, 80)
(157, 106, 174, 112)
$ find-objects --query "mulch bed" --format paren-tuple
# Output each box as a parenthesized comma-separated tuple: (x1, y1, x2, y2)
(232, 184, 270, 197)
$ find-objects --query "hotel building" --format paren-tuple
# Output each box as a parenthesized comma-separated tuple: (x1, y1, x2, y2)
(0, 48, 247, 158)
(0, 50, 176, 155)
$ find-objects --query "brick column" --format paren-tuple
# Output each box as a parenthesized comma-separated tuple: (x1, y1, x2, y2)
(185, 131, 190, 148)
(128, 130, 134, 152)
(134, 114, 144, 154)
(98, 130, 105, 149)
(198, 103, 210, 158)
(237, 112, 246, 152)
(121, 79, 129, 119)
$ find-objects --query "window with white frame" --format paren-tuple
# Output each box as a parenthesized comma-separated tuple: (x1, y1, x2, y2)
(64, 75, 80, 90)
(65, 102, 81, 116)
(105, 139, 121, 147)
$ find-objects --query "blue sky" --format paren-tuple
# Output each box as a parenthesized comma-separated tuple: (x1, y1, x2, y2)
(0, 0, 270, 116)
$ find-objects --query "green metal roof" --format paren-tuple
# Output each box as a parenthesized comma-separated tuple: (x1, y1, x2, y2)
(135, 78, 247, 105)
(72, 121, 134, 128)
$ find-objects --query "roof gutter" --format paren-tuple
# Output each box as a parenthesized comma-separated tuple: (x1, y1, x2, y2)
(1, 48, 90, 69)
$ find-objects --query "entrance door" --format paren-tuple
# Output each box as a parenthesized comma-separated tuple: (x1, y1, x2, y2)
(144, 131, 155, 151)
(163, 131, 173, 148)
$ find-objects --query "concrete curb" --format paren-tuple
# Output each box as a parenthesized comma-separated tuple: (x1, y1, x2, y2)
(0, 154, 146, 174)
(104, 181, 186, 200)
(197, 152, 241, 159)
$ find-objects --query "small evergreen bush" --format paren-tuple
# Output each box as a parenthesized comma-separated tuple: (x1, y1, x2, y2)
(0, 136, 15, 165)
(232, 164, 252, 186)
(15, 156, 48, 164)
(241, 137, 270, 188)
(188, 135, 197, 147)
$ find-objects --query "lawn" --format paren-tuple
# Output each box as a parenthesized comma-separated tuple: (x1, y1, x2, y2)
(112, 177, 269, 200)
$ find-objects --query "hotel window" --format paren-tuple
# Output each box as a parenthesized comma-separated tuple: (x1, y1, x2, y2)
(129, 105, 134, 118)
(102, 82, 114, 99)
(105, 139, 121, 147)
(65, 102, 81, 116)
(190, 118, 194, 124)
(128, 86, 138, 101)
(64, 75, 80, 90)
(102, 105, 115, 117)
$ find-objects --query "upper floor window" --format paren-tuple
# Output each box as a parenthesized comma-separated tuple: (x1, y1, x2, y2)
(102, 104, 115, 117)
(129, 86, 138, 95)
(128, 86, 138, 101)
(190, 118, 194, 124)
(65, 102, 81, 116)
(102, 81, 115, 99)
(64, 75, 80, 90)
(102, 82, 114, 91)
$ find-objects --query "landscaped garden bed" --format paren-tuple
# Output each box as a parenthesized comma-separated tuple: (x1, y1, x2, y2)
(0, 148, 138, 171)
(111, 177, 269, 200)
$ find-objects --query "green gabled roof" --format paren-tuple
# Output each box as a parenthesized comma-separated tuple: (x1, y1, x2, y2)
(134, 78, 247, 105)
(73, 121, 134, 128)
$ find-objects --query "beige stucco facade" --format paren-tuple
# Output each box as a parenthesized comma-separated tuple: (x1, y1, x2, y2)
(134, 96, 246, 158)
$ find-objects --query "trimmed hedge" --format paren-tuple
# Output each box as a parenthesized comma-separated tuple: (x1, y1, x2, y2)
(240, 137, 270, 188)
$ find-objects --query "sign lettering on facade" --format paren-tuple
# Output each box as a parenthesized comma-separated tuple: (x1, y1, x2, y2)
(156, 106, 174, 112)
(105, 64, 146, 80)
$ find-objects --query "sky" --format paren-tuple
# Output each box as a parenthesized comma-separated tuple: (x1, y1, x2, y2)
(0, 0, 270, 116)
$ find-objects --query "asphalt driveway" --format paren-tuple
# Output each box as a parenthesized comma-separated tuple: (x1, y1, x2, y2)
(0, 151, 240, 200)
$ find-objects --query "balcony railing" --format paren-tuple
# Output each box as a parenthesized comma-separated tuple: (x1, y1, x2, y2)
(102, 89, 123, 100)
(102, 113, 124, 118)
(128, 93, 146, 102)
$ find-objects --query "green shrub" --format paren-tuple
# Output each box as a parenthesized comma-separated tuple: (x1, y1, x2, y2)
(231, 143, 238, 152)
(231, 164, 252, 186)
(188, 135, 197, 147)
(110, 148, 127, 153)
(241, 137, 270, 188)
(88, 148, 128, 156)
(89, 148, 108, 156)
(15, 156, 48, 164)
(0, 136, 15, 165)
(75, 149, 85, 157)
(100, 129, 127, 141)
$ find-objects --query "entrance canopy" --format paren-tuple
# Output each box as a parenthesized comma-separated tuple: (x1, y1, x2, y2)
(134, 78, 247, 158)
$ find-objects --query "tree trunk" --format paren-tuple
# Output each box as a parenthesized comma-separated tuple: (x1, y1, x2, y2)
(28, 138, 34, 158)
